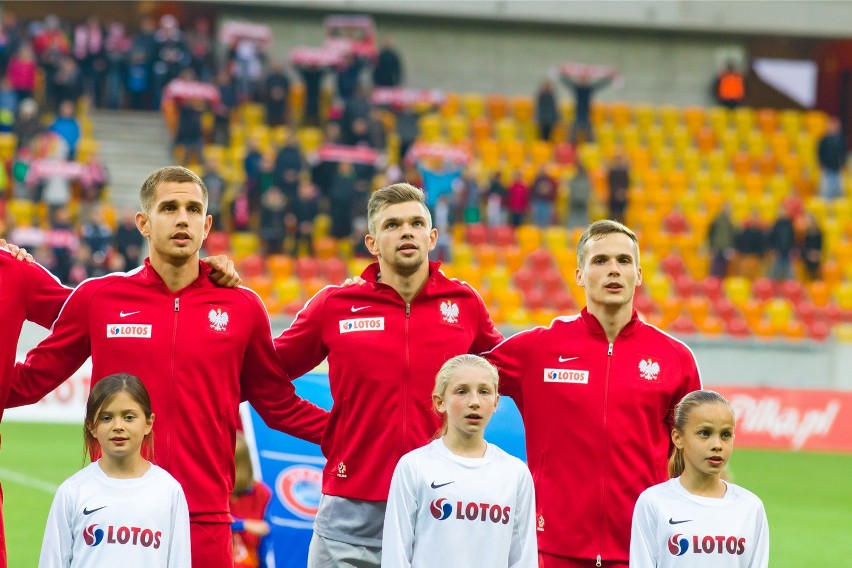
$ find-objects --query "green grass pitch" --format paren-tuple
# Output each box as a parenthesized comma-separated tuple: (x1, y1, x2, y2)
(2, 422, 851, 566)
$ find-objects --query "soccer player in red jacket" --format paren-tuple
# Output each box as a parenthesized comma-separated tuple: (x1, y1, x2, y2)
(273, 183, 503, 567)
(8, 166, 328, 568)
(484, 220, 702, 568)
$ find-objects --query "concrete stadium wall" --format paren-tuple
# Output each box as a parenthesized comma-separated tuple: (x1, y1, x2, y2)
(16, 319, 852, 391)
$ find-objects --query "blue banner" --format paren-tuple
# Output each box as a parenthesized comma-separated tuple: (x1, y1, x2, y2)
(241, 371, 526, 567)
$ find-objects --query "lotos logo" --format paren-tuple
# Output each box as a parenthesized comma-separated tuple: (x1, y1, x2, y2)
(83, 524, 104, 546)
(276, 465, 323, 520)
(106, 324, 152, 338)
(668, 534, 689, 556)
(543, 368, 589, 384)
(430, 498, 452, 520)
(82, 525, 161, 548)
(339, 317, 385, 334)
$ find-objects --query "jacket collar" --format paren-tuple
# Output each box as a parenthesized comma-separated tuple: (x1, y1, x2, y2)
(361, 260, 442, 296)
(140, 257, 210, 291)
(580, 306, 641, 339)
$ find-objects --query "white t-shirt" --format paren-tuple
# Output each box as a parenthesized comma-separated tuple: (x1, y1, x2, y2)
(39, 461, 191, 568)
(382, 438, 537, 568)
(630, 477, 769, 568)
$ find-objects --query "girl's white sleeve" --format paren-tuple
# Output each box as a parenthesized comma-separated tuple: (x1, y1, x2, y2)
(381, 458, 418, 568)
(167, 485, 192, 567)
(749, 502, 770, 568)
(629, 491, 659, 568)
(38, 484, 74, 568)
(508, 464, 538, 568)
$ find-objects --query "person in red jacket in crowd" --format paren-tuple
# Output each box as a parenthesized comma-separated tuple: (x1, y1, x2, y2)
(7, 166, 329, 568)
(484, 219, 702, 568)
(273, 182, 503, 567)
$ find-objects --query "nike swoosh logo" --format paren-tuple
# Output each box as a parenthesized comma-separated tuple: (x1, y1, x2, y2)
(350, 305, 372, 312)
(119, 311, 141, 318)
(558, 356, 579, 362)
(430, 481, 455, 489)
(83, 506, 107, 515)
(668, 518, 692, 525)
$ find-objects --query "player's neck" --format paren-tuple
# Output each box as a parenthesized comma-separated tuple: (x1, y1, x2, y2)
(442, 433, 488, 458)
(587, 303, 633, 343)
(149, 253, 201, 292)
(378, 261, 429, 304)
(97, 455, 152, 480)
(679, 470, 727, 499)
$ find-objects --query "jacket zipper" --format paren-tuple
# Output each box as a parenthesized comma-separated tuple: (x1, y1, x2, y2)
(167, 296, 180, 466)
(597, 341, 613, 568)
(403, 302, 411, 450)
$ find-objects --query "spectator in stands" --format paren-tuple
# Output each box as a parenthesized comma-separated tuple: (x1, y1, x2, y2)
(172, 73, 206, 165)
(202, 157, 227, 231)
(336, 51, 363, 103)
(230, 184, 252, 232)
(46, 206, 78, 283)
(713, 60, 746, 109)
(342, 84, 371, 144)
(33, 15, 70, 110)
(275, 131, 303, 200)
(0, 12, 21, 78)
(0, 78, 18, 129)
(130, 16, 157, 108)
(288, 180, 320, 257)
(800, 212, 823, 281)
(230, 37, 264, 103)
(80, 206, 113, 273)
(768, 208, 795, 281)
(73, 15, 106, 106)
(372, 36, 403, 87)
(507, 170, 529, 227)
(6, 43, 37, 101)
(211, 68, 237, 145)
(567, 162, 592, 229)
(152, 14, 188, 102)
(329, 160, 358, 239)
(14, 98, 43, 151)
(486, 171, 508, 227)
(530, 167, 558, 228)
(295, 61, 326, 126)
(459, 169, 482, 224)
(736, 209, 767, 280)
(418, 158, 464, 217)
(707, 202, 737, 278)
(264, 60, 291, 127)
(113, 208, 144, 271)
(394, 102, 420, 161)
(560, 66, 615, 144)
(126, 50, 151, 110)
(49, 99, 81, 159)
(103, 22, 131, 109)
(186, 18, 214, 83)
(817, 116, 847, 200)
(607, 151, 630, 223)
(51, 56, 84, 111)
(534, 79, 559, 141)
(431, 193, 454, 263)
(258, 184, 287, 255)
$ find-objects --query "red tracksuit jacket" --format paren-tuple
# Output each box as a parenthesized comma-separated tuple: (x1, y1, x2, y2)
(484, 309, 702, 564)
(274, 261, 503, 500)
(8, 259, 328, 523)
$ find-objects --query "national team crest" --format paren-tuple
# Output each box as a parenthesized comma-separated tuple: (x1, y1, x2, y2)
(337, 461, 348, 478)
(638, 358, 661, 381)
(208, 307, 230, 332)
(537, 515, 545, 532)
(440, 300, 459, 324)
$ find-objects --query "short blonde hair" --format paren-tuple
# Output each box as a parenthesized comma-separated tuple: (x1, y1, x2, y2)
(367, 183, 431, 235)
(576, 219, 639, 267)
(140, 166, 208, 213)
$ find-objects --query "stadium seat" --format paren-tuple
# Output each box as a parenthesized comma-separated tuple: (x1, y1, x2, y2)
(267, 254, 293, 281)
(461, 93, 486, 119)
(322, 257, 348, 284)
(230, 232, 260, 259)
(504, 246, 524, 272)
(511, 97, 534, 123)
(486, 94, 509, 120)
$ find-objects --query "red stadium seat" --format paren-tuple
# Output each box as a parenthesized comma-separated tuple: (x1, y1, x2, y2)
(239, 254, 266, 279)
(725, 317, 751, 337)
(701, 277, 724, 302)
(751, 278, 775, 302)
(205, 231, 230, 256)
(807, 320, 831, 341)
(669, 315, 698, 334)
(551, 290, 576, 312)
(524, 288, 547, 311)
(465, 223, 489, 246)
(528, 249, 553, 272)
(513, 268, 536, 293)
(660, 254, 685, 280)
(294, 257, 319, 280)
(323, 257, 348, 284)
(490, 225, 515, 247)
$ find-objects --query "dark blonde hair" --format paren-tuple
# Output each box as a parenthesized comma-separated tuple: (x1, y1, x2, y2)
(668, 390, 735, 478)
(84, 373, 154, 463)
(233, 432, 255, 495)
(140, 165, 208, 213)
(367, 182, 432, 235)
(576, 219, 639, 267)
(432, 354, 500, 436)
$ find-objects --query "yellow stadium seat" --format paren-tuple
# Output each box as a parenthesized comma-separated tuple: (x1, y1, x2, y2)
(511, 96, 534, 123)
(779, 109, 801, 140)
(634, 104, 655, 132)
(724, 276, 752, 307)
(230, 232, 260, 259)
(462, 93, 486, 119)
(495, 118, 518, 144)
(297, 127, 323, 154)
(683, 106, 706, 137)
(418, 114, 442, 143)
(440, 92, 461, 119)
(447, 116, 469, 144)
(659, 105, 680, 134)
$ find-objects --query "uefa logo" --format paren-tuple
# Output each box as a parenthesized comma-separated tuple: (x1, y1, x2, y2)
(275, 465, 323, 520)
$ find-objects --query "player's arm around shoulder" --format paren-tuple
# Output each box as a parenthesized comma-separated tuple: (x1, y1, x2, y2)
(273, 284, 337, 379)
(482, 326, 544, 399)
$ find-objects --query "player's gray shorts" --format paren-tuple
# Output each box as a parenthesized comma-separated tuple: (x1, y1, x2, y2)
(307, 532, 382, 568)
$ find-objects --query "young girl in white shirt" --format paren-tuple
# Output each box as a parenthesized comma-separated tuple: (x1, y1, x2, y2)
(381, 354, 537, 568)
(39, 373, 191, 567)
(630, 389, 769, 568)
